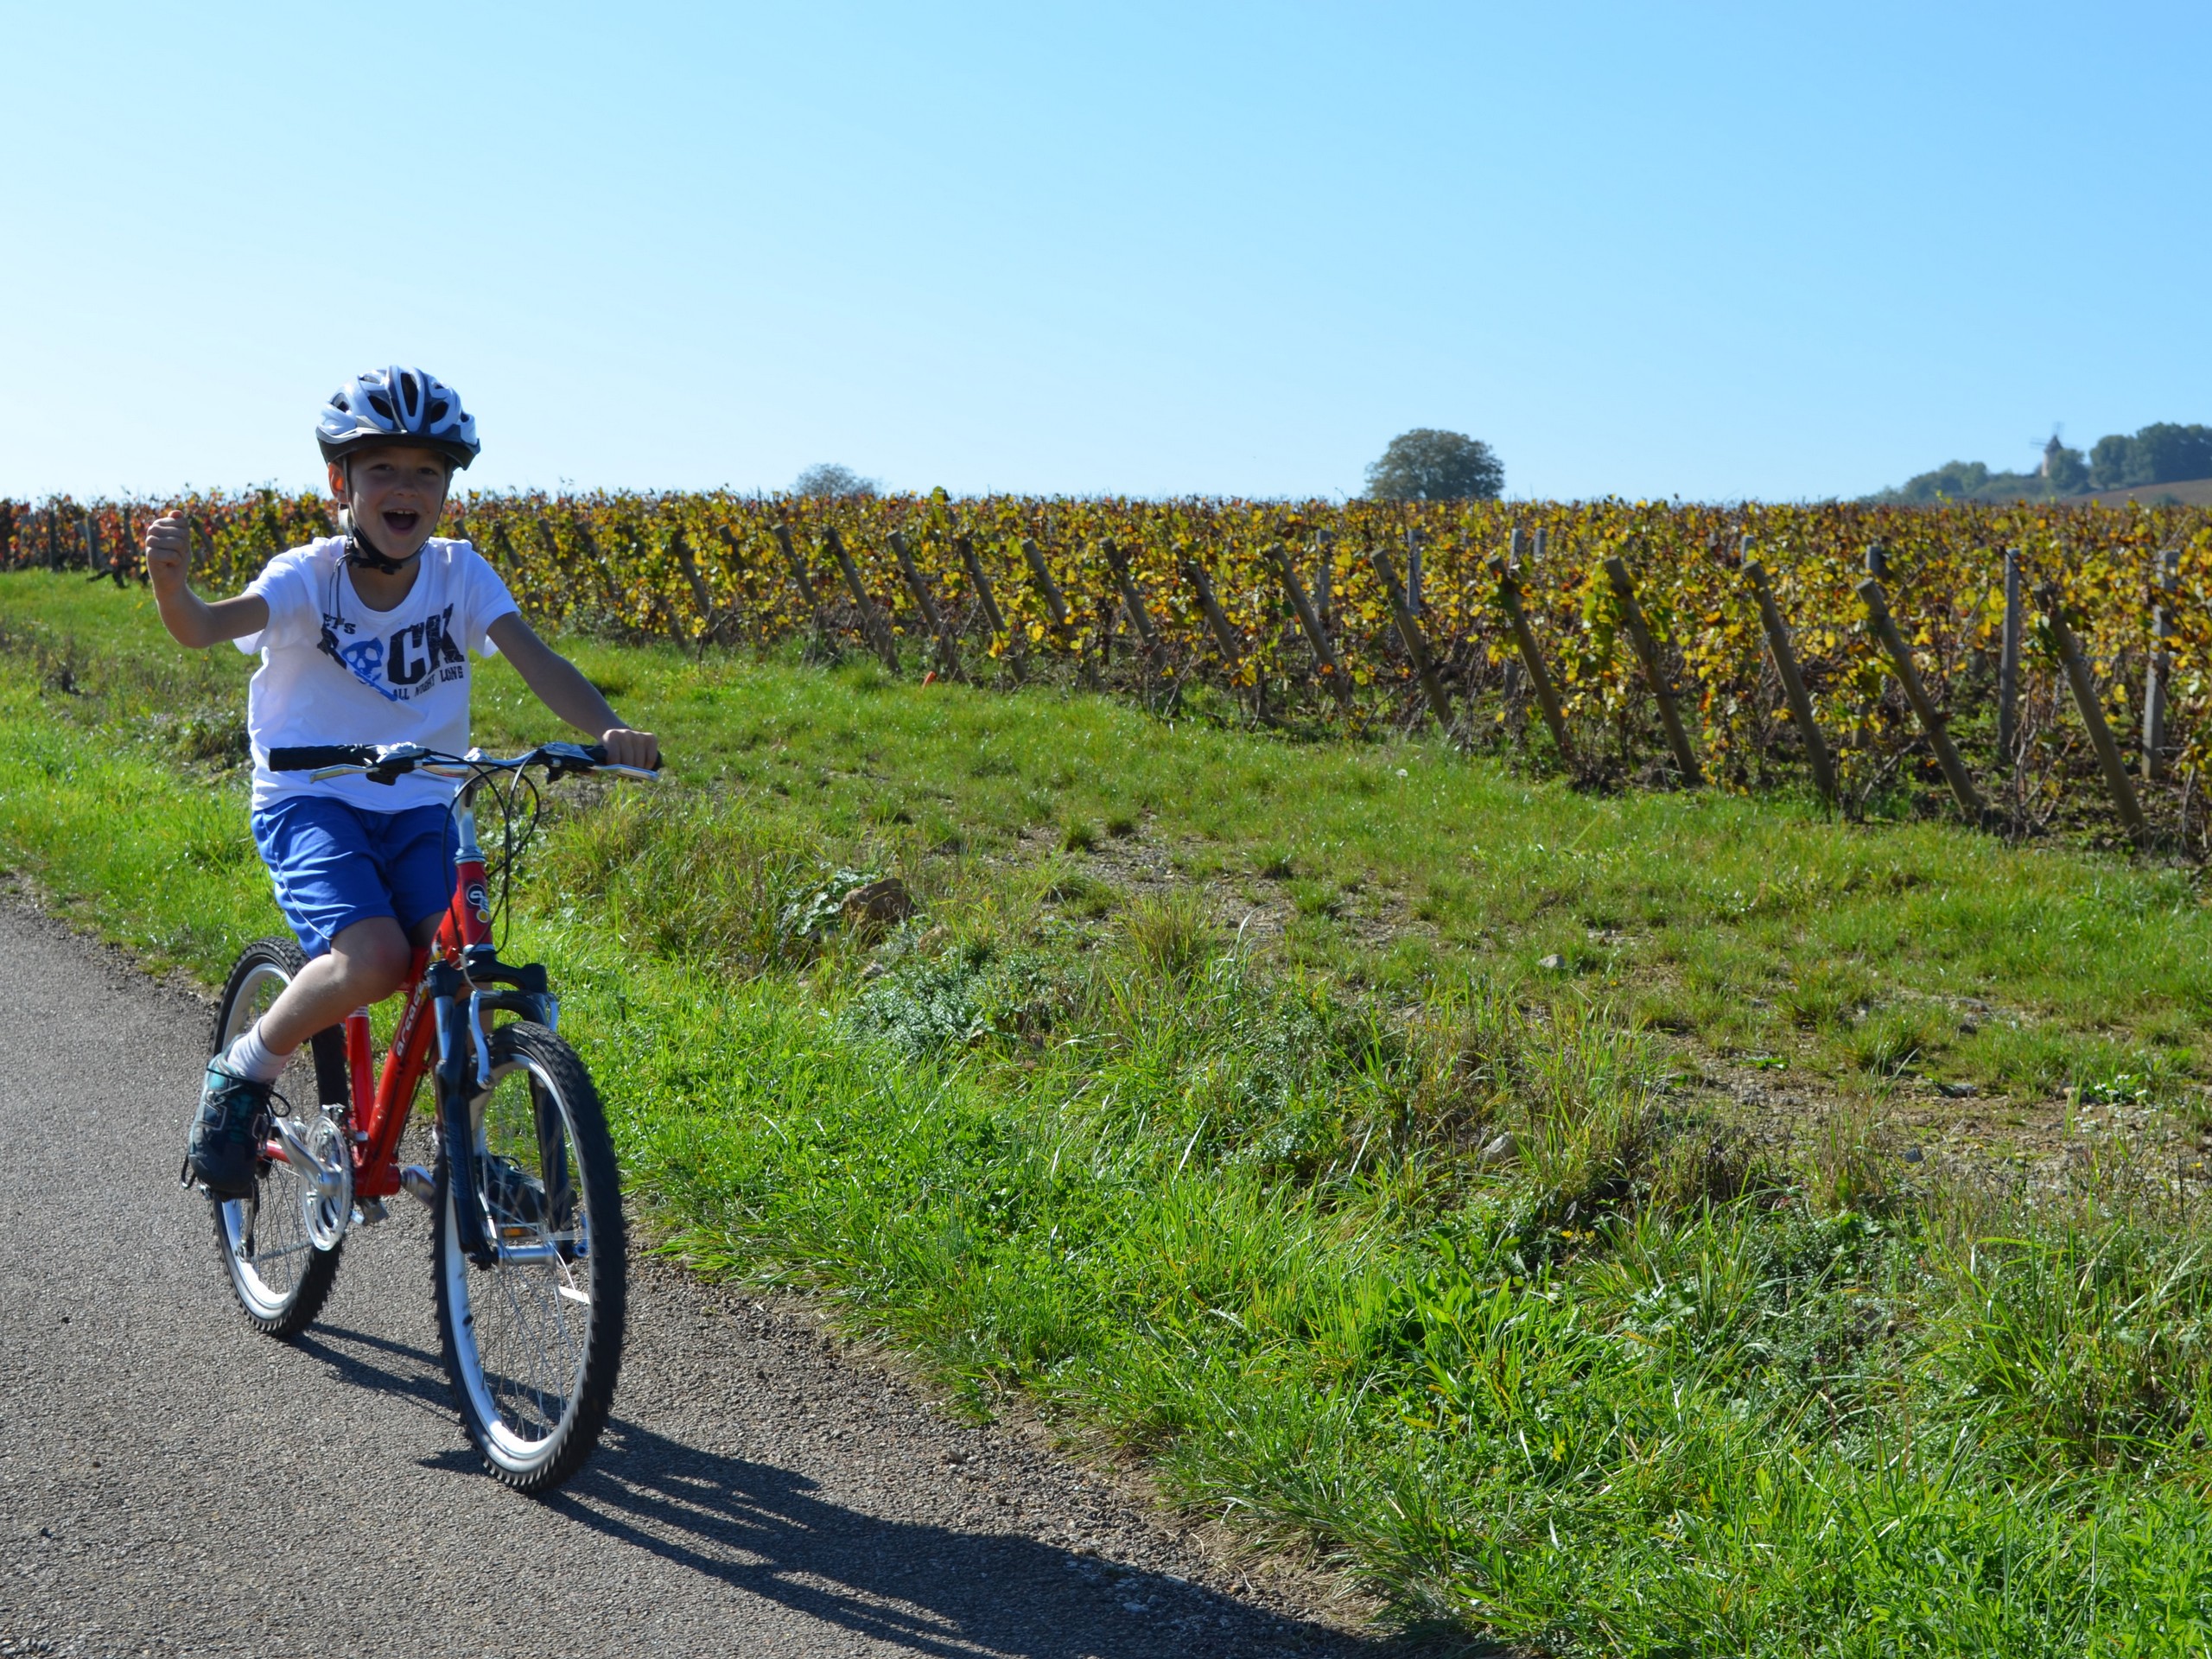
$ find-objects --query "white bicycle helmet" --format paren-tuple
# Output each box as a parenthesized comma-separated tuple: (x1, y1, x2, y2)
(316, 366, 480, 470)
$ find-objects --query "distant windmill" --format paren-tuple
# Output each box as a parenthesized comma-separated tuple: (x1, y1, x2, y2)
(2037, 423, 2066, 479)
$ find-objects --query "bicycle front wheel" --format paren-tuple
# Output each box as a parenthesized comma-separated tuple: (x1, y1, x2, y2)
(432, 1020, 626, 1494)
(207, 938, 344, 1338)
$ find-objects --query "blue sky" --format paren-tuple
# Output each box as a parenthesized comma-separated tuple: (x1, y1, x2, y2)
(2, 2, 2204, 502)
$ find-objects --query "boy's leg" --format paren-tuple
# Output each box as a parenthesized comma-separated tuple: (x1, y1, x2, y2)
(191, 799, 439, 1194)
(223, 802, 454, 1071)
(191, 917, 425, 1195)
(252, 916, 418, 1052)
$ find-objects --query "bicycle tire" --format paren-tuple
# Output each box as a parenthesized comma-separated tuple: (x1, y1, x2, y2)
(207, 938, 345, 1338)
(432, 1020, 626, 1494)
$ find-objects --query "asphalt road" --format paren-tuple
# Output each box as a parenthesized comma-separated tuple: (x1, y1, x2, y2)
(0, 906, 1392, 1658)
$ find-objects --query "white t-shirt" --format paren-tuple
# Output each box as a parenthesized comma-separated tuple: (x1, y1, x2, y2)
(234, 537, 520, 812)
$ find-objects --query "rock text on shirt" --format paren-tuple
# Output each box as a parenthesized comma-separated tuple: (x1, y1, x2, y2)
(315, 604, 469, 705)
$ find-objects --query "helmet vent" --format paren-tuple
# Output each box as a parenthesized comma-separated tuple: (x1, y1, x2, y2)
(318, 366, 479, 469)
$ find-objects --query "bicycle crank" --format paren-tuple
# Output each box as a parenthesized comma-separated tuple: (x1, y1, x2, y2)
(270, 1111, 353, 1250)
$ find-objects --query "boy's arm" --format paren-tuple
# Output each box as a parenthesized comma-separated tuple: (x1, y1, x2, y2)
(143, 512, 269, 648)
(485, 613, 660, 770)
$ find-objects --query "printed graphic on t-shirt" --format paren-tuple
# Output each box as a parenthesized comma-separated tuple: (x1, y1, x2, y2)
(315, 604, 469, 703)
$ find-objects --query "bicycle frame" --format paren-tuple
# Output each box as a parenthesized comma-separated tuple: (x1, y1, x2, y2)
(334, 791, 494, 1200)
(254, 740, 640, 1243)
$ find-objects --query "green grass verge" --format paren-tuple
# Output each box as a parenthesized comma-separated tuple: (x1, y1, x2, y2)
(10, 571, 2212, 1655)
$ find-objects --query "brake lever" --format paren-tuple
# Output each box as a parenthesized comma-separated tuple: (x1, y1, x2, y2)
(535, 741, 658, 783)
(355, 741, 431, 786)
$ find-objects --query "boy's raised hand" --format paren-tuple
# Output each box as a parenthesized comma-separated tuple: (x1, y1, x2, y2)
(143, 515, 268, 649)
(143, 512, 192, 598)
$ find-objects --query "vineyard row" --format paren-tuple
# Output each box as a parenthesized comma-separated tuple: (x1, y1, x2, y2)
(7, 490, 2212, 843)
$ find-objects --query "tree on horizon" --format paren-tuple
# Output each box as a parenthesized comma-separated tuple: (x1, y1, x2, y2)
(1363, 429, 1504, 501)
(792, 462, 880, 499)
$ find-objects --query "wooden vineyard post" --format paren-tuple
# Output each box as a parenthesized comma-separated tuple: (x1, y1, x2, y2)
(81, 512, 99, 575)
(772, 521, 815, 607)
(1740, 556, 1835, 805)
(955, 536, 1006, 638)
(569, 519, 627, 618)
(1404, 526, 1422, 613)
(1498, 529, 1527, 704)
(1271, 541, 1351, 705)
(668, 527, 721, 649)
(890, 531, 961, 678)
(771, 520, 830, 650)
(1487, 554, 1573, 766)
(1998, 549, 2023, 770)
(616, 524, 687, 650)
(715, 524, 755, 645)
(1366, 543, 1453, 733)
(485, 519, 524, 612)
(1020, 538, 1069, 633)
(1180, 557, 1244, 677)
(1312, 534, 1332, 626)
(45, 505, 58, 570)
(824, 526, 901, 672)
(1604, 556, 1703, 787)
(2037, 582, 2149, 840)
(531, 516, 559, 601)
(1101, 540, 1162, 664)
(1856, 575, 1983, 821)
(2144, 548, 2178, 781)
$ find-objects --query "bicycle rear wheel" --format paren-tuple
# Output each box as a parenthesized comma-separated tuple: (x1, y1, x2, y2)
(207, 938, 345, 1338)
(432, 1020, 626, 1494)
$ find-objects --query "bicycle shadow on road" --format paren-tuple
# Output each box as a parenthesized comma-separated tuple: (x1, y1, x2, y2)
(539, 1417, 1420, 1659)
(289, 1323, 452, 1417)
(282, 1326, 1451, 1656)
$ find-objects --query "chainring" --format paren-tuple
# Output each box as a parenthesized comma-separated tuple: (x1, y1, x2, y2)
(298, 1111, 353, 1251)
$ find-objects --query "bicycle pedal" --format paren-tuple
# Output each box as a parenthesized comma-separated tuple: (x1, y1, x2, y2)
(352, 1198, 390, 1228)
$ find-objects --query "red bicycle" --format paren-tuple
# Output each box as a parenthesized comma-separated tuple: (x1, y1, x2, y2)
(200, 740, 656, 1493)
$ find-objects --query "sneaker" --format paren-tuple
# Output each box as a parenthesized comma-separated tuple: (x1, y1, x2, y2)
(189, 1063, 272, 1199)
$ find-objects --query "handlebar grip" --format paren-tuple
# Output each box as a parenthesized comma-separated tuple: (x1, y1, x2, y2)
(268, 744, 380, 772)
(582, 744, 610, 765)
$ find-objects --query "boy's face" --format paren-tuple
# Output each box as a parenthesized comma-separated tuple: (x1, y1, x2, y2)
(328, 444, 452, 559)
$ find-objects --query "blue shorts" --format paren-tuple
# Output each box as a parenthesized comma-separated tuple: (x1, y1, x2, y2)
(251, 797, 457, 960)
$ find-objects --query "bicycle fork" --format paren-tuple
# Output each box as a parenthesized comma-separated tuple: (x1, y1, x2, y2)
(429, 970, 493, 1265)
(434, 791, 501, 1267)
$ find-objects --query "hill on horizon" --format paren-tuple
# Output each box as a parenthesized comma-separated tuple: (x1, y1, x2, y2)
(1868, 421, 2212, 505)
(2069, 475, 2212, 508)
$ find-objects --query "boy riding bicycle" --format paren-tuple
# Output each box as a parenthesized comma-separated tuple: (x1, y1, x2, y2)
(144, 367, 658, 1198)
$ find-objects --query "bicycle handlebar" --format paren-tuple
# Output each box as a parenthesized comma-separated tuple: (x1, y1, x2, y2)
(266, 742, 659, 785)
(266, 744, 381, 772)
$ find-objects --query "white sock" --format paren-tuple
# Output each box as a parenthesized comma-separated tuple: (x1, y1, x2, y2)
(224, 1019, 292, 1084)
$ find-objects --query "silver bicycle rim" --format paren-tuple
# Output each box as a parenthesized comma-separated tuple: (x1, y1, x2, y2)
(442, 1048, 595, 1472)
(214, 962, 322, 1319)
